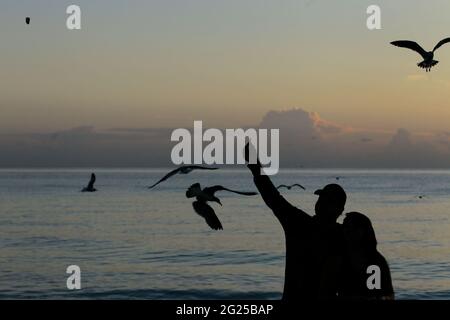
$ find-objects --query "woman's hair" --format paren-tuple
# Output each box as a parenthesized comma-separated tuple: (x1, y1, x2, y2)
(344, 211, 378, 251)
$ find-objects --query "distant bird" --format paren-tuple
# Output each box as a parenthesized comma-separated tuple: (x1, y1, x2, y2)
(186, 183, 257, 230)
(391, 38, 450, 72)
(25, 17, 30, 25)
(82, 173, 97, 192)
(148, 165, 218, 189)
(277, 184, 306, 191)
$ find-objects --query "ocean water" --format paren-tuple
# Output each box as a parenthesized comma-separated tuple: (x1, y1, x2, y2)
(0, 168, 449, 300)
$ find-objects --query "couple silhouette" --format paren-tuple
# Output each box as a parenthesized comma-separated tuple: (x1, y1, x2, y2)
(245, 145, 394, 301)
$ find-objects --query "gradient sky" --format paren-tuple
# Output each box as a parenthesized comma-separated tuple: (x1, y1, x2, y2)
(1, 0, 450, 135)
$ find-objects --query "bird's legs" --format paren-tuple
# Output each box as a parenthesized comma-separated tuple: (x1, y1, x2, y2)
(418, 60, 439, 72)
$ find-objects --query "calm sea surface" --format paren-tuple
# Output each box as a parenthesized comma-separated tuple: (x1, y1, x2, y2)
(0, 169, 449, 299)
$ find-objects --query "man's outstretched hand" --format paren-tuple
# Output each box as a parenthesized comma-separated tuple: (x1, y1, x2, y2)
(244, 142, 261, 175)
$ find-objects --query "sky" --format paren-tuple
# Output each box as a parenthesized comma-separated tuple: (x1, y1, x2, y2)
(1, 0, 450, 167)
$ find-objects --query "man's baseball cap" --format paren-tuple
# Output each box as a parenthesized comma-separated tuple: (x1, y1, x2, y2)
(314, 183, 347, 206)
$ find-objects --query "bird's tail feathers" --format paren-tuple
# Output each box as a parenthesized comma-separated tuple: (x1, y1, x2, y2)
(418, 60, 439, 71)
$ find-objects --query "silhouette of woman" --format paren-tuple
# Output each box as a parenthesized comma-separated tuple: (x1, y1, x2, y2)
(340, 212, 394, 300)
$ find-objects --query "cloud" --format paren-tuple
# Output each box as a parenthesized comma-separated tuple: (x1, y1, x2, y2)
(1, 108, 450, 168)
(388, 128, 413, 150)
(108, 127, 173, 137)
(370, 128, 448, 168)
(0, 127, 173, 167)
(257, 108, 450, 168)
(259, 108, 347, 138)
(310, 111, 348, 135)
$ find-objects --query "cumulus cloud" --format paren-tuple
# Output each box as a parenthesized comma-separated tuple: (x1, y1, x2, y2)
(259, 108, 346, 139)
(388, 128, 413, 150)
(257, 108, 450, 168)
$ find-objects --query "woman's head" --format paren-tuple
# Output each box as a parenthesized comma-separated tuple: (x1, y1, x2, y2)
(343, 212, 377, 252)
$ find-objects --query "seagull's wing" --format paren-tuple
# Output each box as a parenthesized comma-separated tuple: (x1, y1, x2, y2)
(186, 183, 202, 198)
(185, 165, 219, 171)
(192, 201, 223, 230)
(433, 37, 450, 52)
(148, 167, 182, 189)
(206, 185, 258, 196)
(390, 40, 428, 59)
(293, 184, 306, 190)
(87, 173, 96, 189)
(277, 185, 288, 189)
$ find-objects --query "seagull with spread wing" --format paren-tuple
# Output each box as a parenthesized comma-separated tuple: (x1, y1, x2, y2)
(185, 183, 257, 230)
(148, 165, 218, 189)
(391, 38, 450, 72)
(277, 184, 306, 191)
(82, 173, 97, 192)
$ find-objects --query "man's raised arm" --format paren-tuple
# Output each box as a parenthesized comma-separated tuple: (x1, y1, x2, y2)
(245, 143, 306, 227)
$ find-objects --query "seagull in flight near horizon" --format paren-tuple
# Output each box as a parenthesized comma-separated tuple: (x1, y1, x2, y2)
(82, 173, 97, 192)
(277, 184, 306, 191)
(185, 183, 258, 230)
(148, 165, 218, 189)
(391, 38, 450, 72)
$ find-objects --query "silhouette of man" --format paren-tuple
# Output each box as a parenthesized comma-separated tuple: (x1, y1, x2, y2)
(246, 145, 346, 300)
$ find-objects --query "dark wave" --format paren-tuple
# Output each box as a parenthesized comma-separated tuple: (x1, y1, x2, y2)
(0, 288, 281, 300)
(2, 288, 449, 300)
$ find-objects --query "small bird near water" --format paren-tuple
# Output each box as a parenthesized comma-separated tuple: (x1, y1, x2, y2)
(82, 173, 97, 192)
(391, 38, 450, 72)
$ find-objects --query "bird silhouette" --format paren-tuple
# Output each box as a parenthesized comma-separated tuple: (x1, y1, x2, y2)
(82, 173, 97, 192)
(186, 183, 257, 230)
(25, 17, 30, 25)
(277, 184, 306, 191)
(391, 38, 450, 72)
(148, 165, 218, 189)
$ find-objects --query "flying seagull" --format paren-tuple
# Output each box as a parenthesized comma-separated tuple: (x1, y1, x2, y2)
(185, 183, 257, 230)
(148, 165, 219, 189)
(277, 184, 306, 191)
(82, 173, 97, 192)
(391, 38, 450, 72)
